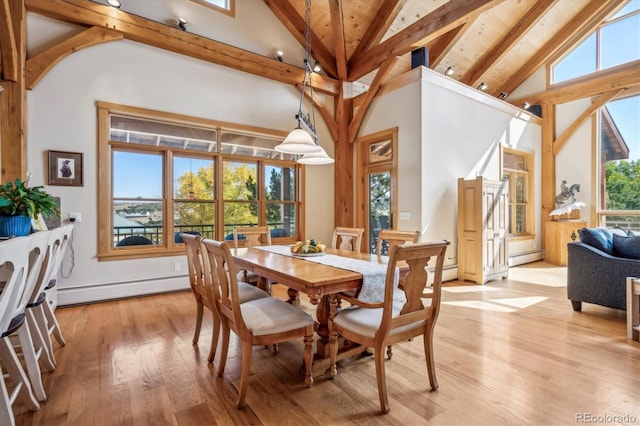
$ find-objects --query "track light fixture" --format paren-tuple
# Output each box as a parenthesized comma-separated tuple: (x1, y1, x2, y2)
(498, 92, 508, 100)
(178, 17, 187, 31)
(276, 50, 284, 62)
(522, 102, 531, 110)
(107, 0, 121, 7)
(477, 82, 488, 91)
(313, 61, 321, 73)
(445, 66, 455, 76)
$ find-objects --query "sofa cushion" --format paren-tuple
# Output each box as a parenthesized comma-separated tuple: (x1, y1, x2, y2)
(578, 227, 616, 254)
(612, 234, 640, 260)
(628, 229, 640, 237)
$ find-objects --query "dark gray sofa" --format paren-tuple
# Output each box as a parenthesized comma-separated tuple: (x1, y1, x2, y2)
(567, 228, 640, 311)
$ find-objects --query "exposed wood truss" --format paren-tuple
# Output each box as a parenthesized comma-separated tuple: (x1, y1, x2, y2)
(0, 0, 18, 81)
(25, 26, 123, 89)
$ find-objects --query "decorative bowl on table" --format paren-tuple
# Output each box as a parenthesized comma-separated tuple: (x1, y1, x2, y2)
(291, 239, 327, 256)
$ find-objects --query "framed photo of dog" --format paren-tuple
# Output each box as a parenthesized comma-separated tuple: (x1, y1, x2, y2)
(48, 150, 83, 186)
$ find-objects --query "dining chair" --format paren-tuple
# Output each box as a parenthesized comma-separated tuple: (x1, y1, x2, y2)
(41, 224, 74, 347)
(200, 238, 314, 408)
(331, 227, 364, 252)
(0, 237, 41, 425)
(375, 229, 421, 256)
(182, 233, 268, 363)
(232, 226, 271, 290)
(23, 230, 58, 371)
(328, 240, 450, 414)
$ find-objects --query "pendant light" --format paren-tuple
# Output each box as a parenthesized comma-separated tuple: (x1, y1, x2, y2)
(274, 0, 333, 165)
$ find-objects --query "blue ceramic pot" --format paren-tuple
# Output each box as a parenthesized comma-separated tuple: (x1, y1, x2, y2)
(0, 215, 32, 237)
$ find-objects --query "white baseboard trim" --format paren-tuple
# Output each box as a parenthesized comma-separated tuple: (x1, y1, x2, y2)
(509, 250, 545, 267)
(57, 276, 190, 306)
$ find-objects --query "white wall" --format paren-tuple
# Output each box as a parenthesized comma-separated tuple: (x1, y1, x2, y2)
(555, 99, 593, 223)
(360, 68, 542, 270)
(26, 14, 334, 305)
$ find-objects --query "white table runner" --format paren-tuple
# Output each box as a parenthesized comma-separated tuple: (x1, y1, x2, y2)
(255, 245, 400, 303)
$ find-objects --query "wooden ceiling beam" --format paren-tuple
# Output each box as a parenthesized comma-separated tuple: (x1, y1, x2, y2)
(263, 0, 338, 79)
(26, 0, 339, 95)
(511, 60, 640, 106)
(25, 26, 123, 89)
(461, 0, 557, 87)
(553, 89, 624, 156)
(500, 0, 624, 97)
(328, 0, 347, 80)
(0, 0, 18, 81)
(349, 0, 405, 62)
(347, 0, 501, 82)
(301, 85, 339, 142)
(348, 57, 398, 143)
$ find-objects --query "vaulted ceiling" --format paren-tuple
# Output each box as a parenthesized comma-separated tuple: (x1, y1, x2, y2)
(1, 0, 629, 100)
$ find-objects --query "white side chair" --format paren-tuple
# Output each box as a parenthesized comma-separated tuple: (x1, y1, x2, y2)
(41, 224, 73, 347)
(0, 237, 41, 425)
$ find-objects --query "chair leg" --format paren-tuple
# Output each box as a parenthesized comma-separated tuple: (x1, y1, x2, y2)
(303, 332, 313, 387)
(386, 345, 393, 359)
(193, 298, 204, 345)
(217, 326, 230, 377)
(374, 343, 390, 414)
(207, 310, 220, 364)
(42, 301, 66, 346)
(571, 300, 582, 312)
(236, 341, 253, 409)
(27, 310, 55, 371)
(423, 323, 438, 390)
(16, 324, 47, 402)
(0, 338, 39, 411)
(0, 371, 16, 426)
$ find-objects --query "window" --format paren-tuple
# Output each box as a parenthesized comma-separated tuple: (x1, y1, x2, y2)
(98, 102, 301, 260)
(190, 0, 235, 17)
(551, 4, 640, 84)
(597, 94, 640, 232)
(502, 147, 533, 237)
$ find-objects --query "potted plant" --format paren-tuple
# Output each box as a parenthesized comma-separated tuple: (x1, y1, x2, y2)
(0, 178, 59, 237)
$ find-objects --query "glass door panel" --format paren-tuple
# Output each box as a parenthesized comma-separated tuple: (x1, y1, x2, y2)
(368, 171, 391, 253)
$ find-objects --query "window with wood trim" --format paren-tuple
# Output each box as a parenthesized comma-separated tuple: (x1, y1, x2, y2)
(597, 94, 640, 232)
(502, 147, 533, 238)
(190, 0, 235, 17)
(97, 102, 302, 260)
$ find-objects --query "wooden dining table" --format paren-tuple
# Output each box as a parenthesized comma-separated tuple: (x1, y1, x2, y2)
(232, 246, 395, 377)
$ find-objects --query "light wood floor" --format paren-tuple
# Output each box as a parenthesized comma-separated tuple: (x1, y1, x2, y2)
(13, 262, 640, 425)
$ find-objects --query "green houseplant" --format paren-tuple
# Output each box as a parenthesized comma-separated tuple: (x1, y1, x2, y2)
(0, 178, 59, 237)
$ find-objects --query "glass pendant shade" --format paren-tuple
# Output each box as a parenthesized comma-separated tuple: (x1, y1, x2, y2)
(275, 127, 322, 154)
(297, 147, 334, 165)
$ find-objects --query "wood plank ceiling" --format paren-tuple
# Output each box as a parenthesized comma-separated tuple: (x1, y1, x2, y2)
(0, 0, 635, 225)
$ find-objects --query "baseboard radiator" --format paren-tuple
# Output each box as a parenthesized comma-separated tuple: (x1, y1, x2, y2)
(57, 276, 190, 306)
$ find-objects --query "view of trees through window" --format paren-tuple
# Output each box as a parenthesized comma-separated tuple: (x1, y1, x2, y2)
(100, 103, 300, 257)
(551, 3, 640, 232)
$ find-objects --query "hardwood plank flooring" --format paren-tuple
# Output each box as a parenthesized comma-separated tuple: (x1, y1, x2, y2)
(12, 262, 640, 425)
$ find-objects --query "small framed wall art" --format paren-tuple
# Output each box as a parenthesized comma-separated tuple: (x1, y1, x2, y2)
(48, 150, 83, 186)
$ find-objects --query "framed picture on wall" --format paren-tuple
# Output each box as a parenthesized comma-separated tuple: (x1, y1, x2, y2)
(48, 150, 83, 186)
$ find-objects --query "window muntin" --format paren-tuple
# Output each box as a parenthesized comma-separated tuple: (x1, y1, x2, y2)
(98, 102, 301, 260)
(551, 7, 640, 84)
(502, 148, 533, 237)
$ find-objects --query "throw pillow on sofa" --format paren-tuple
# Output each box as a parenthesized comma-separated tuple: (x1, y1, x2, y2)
(612, 233, 640, 260)
(578, 227, 626, 254)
